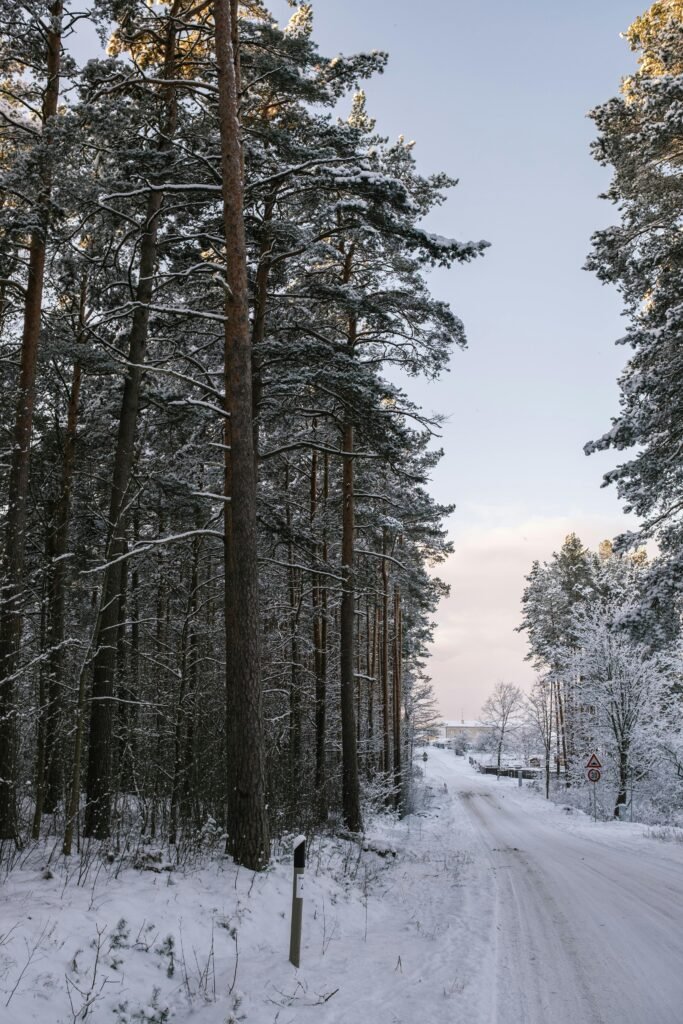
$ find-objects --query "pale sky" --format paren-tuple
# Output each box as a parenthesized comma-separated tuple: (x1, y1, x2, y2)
(267, 0, 646, 718)
(77, 2, 648, 720)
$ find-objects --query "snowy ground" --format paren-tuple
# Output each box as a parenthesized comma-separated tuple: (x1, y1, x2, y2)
(2, 750, 683, 1023)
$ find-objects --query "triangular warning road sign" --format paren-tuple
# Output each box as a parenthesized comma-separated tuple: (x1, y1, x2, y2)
(586, 753, 602, 769)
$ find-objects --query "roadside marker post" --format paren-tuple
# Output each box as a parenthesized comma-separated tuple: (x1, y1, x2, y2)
(289, 836, 306, 968)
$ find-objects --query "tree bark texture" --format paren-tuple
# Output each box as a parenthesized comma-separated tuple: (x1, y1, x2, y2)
(44, 355, 83, 818)
(392, 585, 402, 810)
(285, 465, 302, 791)
(615, 743, 630, 818)
(170, 540, 200, 844)
(381, 529, 391, 777)
(340, 421, 362, 832)
(312, 450, 328, 820)
(216, 0, 270, 870)
(0, 2, 63, 840)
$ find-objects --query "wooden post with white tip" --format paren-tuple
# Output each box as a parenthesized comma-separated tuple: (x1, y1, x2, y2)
(289, 835, 306, 967)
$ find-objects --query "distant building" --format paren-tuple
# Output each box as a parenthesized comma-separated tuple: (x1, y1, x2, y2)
(438, 719, 495, 746)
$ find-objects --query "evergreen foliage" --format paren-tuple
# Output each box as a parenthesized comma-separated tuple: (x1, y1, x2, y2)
(586, 1, 683, 604)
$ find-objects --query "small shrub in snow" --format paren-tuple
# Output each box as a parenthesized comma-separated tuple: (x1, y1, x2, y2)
(155, 935, 175, 978)
(216, 916, 237, 940)
(197, 817, 226, 852)
(225, 990, 246, 1022)
(109, 919, 130, 950)
(360, 773, 398, 815)
(133, 850, 173, 873)
(114, 987, 171, 1023)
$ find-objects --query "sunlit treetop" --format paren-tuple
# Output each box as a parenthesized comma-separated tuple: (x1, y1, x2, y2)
(626, 0, 683, 75)
(106, 0, 269, 69)
(347, 90, 376, 133)
(284, 1, 313, 38)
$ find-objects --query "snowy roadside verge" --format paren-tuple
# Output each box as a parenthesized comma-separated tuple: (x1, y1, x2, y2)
(0, 767, 495, 1024)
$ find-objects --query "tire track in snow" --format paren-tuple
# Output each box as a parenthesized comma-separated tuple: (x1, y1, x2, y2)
(461, 787, 605, 1024)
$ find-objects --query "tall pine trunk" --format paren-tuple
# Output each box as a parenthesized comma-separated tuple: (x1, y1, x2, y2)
(216, 0, 269, 870)
(170, 541, 200, 844)
(368, 602, 379, 773)
(0, 2, 63, 840)
(392, 585, 402, 810)
(312, 449, 328, 821)
(381, 529, 391, 777)
(44, 349, 83, 816)
(250, 196, 274, 464)
(340, 421, 362, 832)
(286, 473, 302, 797)
(32, 347, 82, 840)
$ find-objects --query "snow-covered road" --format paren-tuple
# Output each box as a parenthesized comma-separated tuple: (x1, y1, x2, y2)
(427, 747, 683, 1024)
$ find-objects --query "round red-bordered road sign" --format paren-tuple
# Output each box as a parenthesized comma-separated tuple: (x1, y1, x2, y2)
(587, 767, 601, 783)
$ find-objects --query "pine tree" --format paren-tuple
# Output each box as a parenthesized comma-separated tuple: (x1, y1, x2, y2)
(215, 0, 270, 870)
(0, 0, 67, 841)
(586, 2, 683, 600)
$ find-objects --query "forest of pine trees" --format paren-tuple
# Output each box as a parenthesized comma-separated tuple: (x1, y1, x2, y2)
(0, 1, 487, 864)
